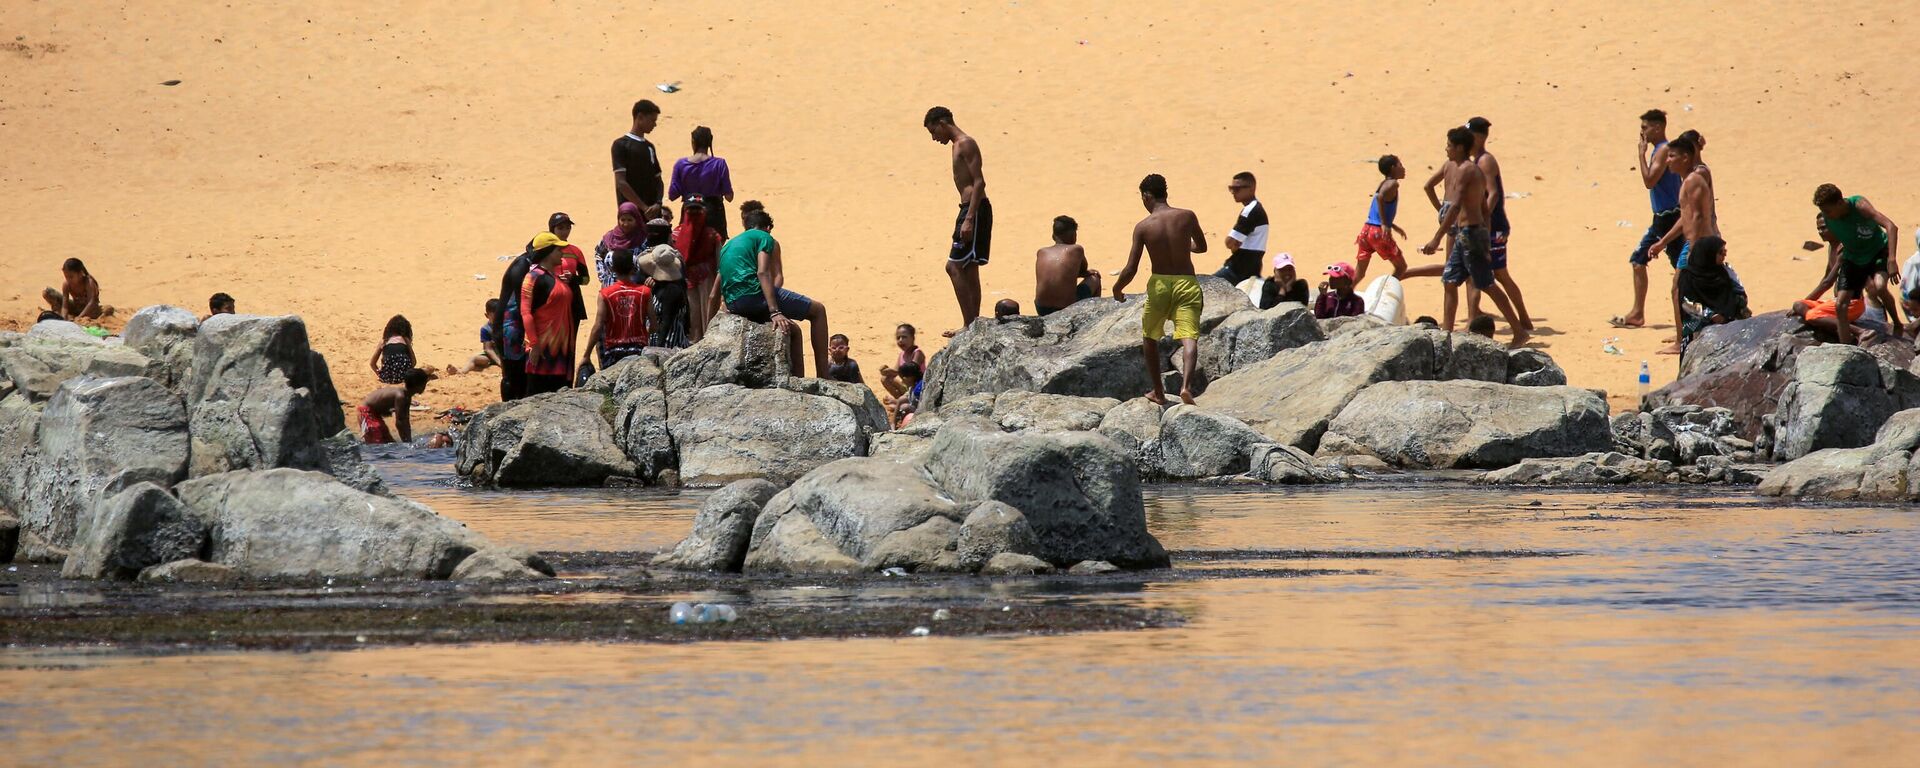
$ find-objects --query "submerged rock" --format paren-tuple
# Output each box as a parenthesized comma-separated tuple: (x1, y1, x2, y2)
(137, 558, 237, 583)
(1475, 452, 1675, 485)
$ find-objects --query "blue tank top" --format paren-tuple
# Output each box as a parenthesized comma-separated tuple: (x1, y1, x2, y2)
(1649, 141, 1683, 213)
(1366, 185, 1398, 227)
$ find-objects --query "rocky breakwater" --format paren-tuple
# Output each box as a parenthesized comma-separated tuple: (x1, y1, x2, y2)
(455, 314, 889, 487)
(1758, 409, 1920, 501)
(0, 310, 545, 581)
(655, 421, 1167, 575)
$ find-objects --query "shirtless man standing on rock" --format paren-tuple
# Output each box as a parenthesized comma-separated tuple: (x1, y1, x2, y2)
(925, 106, 992, 337)
(1112, 174, 1208, 405)
(1035, 215, 1101, 316)
(1420, 127, 1529, 348)
(1645, 134, 1716, 355)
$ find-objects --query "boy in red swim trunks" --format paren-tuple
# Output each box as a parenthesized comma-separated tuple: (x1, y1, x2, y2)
(359, 368, 429, 445)
(1354, 155, 1409, 282)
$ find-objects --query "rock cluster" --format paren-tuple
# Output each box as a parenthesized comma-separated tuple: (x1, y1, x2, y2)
(1759, 409, 1920, 501)
(1, 311, 544, 581)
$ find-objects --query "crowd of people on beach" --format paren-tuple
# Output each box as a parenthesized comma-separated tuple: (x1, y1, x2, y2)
(32, 101, 1916, 444)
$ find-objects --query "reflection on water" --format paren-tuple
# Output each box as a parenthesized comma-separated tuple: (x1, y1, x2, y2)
(6, 452, 1920, 766)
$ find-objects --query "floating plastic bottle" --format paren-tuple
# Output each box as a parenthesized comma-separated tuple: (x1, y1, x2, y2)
(670, 602, 693, 624)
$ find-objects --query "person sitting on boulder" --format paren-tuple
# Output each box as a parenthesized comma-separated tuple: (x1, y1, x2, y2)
(1313, 262, 1367, 319)
(880, 323, 929, 411)
(1257, 253, 1309, 310)
(1791, 297, 1875, 345)
(47, 258, 107, 321)
(994, 298, 1022, 319)
(360, 368, 429, 445)
(1468, 314, 1497, 339)
(1676, 235, 1750, 345)
(715, 200, 833, 377)
(208, 292, 236, 318)
(826, 333, 863, 384)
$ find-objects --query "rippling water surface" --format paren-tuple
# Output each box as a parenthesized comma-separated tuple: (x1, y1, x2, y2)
(6, 448, 1920, 766)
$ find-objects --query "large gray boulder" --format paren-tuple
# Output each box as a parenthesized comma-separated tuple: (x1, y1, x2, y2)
(584, 351, 670, 400)
(670, 384, 871, 486)
(924, 423, 1167, 568)
(1768, 344, 1920, 462)
(1759, 409, 1920, 501)
(1475, 452, 1675, 485)
(16, 376, 189, 561)
(921, 277, 1253, 409)
(1318, 380, 1612, 469)
(1199, 325, 1511, 451)
(954, 500, 1040, 570)
(0, 334, 155, 402)
(455, 390, 636, 486)
(1198, 304, 1326, 379)
(121, 305, 201, 390)
(744, 458, 960, 572)
(62, 483, 207, 580)
(175, 468, 493, 579)
(780, 377, 892, 441)
(663, 313, 789, 401)
(612, 387, 676, 484)
(185, 314, 336, 477)
(653, 478, 780, 571)
(1147, 405, 1267, 479)
(941, 390, 1121, 433)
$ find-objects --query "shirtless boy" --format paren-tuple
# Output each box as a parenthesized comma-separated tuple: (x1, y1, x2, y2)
(1111, 174, 1208, 405)
(360, 368, 429, 445)
(1464, 117, 1532, 330)
(1645, 134, 1717, 354)
(1419, 127, 1529, 348)
(925, 106, 991, 337)
(1035, 215, 1102, 316)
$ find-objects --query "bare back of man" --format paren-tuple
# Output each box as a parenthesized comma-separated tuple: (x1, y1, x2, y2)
(1035, 243, 1094, 313)
(1419, 128, 1528, 348)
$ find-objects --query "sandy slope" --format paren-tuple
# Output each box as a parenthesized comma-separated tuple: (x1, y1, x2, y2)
(3, 1, 1915, 418)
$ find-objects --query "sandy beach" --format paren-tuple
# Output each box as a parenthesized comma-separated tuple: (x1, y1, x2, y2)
(3, 1, 1915, 415)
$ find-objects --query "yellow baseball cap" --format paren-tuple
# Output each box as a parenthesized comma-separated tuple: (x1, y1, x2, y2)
(531, 232, 569, 250)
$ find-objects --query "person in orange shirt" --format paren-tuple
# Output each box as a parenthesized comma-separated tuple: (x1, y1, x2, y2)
(1791, 297, 1871, 344)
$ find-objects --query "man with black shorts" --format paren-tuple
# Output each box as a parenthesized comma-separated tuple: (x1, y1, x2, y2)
(1419, 127, 1528, 348)
(1616, 108, 1684, 329)
(612, 100, 663, 207)
(1465, 117, 1532, 330)
(925, 106, 991, 337)
(1812, 184, 1903, 344)
(1645, 134, 1717, 354)
(1211, 172, 1269, 284)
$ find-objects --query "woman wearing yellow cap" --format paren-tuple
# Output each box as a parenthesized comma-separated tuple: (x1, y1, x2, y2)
(519, 232, 578, 395)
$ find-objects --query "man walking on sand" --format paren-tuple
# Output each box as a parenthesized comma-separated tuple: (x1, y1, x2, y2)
(1035, 215, 1101, 316)
(1112, 174, 1208, 405)
(613, 100, 663, 208)
(1645, 134, 1716, 354)
(1614, 108, 1684, 330)
(1211, 172, 1270, 284)
(925, 106, 992, 337)
(1463, 117, 1533, 330)
(1420, 127, 1529, 348)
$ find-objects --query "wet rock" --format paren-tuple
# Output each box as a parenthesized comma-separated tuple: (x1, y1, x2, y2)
(1475, 452, 1675, 485)
(1507, 348, 1567, 387)
(1067, 559, 1120, 575)
(1769, 344, 1920, 462)
(670, 384, 870, 486)
(0, 335, 155, 402)
(1096, 397, 1165, 456)
(745, 457, 958, 571)
(185, 315, 336, 477)
(925, 423, 1167, 569)
(1148, 405, 1266, 479)
(1199, 325, 1509, 451)
(176, 468, 487, 579)
(1611, 411, 1654, 457)
(742, 511, 862, 575)
(1254, 442, 1339, 484)
(455, 390, 636, 487)
(451, 545, 555, 581)
(921, 277, 1250, 409)
(19, 376, 189, 560)
(1760, 409, 1920, 501)
(862, 516, 965, 572)
(954, 500, 1039, 570)
(654, 478, 779, 572)
(981, 552, 1055, 575)
(138, 558, 236, 583)
(62, 483, 207, 580)
(1199, 305, 1326, 379)
(1319, 380, 1612, 469)
(0, 510, 17, 563)
(1312, 454, 1399, 477)
(612, 387, 675, 484)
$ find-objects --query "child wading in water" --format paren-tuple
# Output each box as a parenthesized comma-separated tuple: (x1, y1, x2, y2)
(370, 315, 417, 385)
(360, 368, 429, 445)
(879, 323, 929, 411)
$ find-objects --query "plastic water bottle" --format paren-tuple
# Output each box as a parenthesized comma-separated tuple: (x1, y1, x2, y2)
(1638, 361, 1651, 405)
(669, 602, 693, 624)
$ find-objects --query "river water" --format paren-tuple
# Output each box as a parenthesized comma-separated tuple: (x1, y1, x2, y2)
(6, 450, 1920, 766)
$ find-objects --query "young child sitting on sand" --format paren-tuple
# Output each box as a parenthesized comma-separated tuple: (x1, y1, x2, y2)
(449, 300, 504, 375)
(45, 258, 108, 321)
(1313, 263, 1366, 319)
(879, 323, 929, 407)
(360, 368, 429, 445)
(826, 333, 863, 384)
(370, 315, 418, 385)
(892, 361, 924, 428)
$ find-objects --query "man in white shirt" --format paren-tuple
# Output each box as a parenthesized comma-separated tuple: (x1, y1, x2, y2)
(1210, 172, 1270, 283)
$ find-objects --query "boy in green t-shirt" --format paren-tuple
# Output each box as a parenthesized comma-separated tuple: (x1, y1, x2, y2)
(716, 201, 832, 376)
(1811, 184, 1903, 343)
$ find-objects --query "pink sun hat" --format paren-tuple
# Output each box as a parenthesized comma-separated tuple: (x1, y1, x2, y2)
(1324, 262, 1357, 280)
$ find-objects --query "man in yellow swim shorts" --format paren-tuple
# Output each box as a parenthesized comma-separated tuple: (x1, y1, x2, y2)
(1111, 173, 1210, 405)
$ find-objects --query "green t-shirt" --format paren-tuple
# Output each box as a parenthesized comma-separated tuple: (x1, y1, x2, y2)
(718, 229, 777, 304)
(1829, 196, 1890, 266)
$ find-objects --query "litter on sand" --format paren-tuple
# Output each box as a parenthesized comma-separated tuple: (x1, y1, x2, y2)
(1602, 337, 1623, 355)
(656, 81, 681, 93)
(473, 274, 487, 280)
